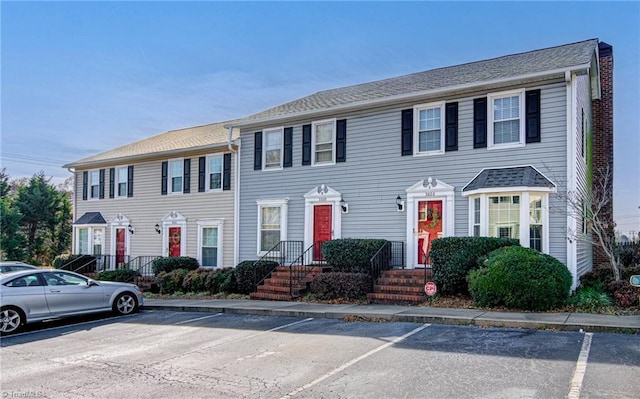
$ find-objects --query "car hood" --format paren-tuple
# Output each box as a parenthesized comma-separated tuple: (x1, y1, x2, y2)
(96, 281, 139, 289)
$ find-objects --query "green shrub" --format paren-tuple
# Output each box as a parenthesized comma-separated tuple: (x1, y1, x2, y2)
(606, 280, 640, 308)
(182, 268, 212, 293)
(468, 246, 572, 311)
(157, 269, 190, 294)
(621, 264, 640, 281)
(430, 237, 519, 295)
(96, 269, 139, 282)
(234, 260, 280, 294)
(205, 268, 237, 293)
(322, 239, 387, 273)
(310, 273, 373, 300)
(152, 257, 199, 276)
(579, 266, 616, 291)
(566, 287, 613, 311)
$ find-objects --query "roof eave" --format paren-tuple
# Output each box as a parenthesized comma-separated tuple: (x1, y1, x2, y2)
(229, 63, 592, 130)
(63, 141, 236, 169)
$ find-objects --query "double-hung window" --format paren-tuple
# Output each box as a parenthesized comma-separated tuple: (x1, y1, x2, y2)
(263, 128, 283, 170)
(488, 89, 525, 148)
(208, 155, 222, 190)
(117, 167, 128, 197)
(529, 194, 543, 252)
(488, 195, 520, 240)
(197, 220, 223, 267)
(415, 102, 445, 154)
(257, 199, 289, 254)
(90, 171, 100, 199)
(313, 120, 335, 165)
(76, 226, 104, 255)
(169, 160, 183, 194)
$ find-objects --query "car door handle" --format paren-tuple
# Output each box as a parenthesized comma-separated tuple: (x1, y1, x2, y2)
(49, 290, 61, 293)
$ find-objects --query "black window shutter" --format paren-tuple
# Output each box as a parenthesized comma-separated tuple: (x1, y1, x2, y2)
(302, 124, 312, 165)
(223, 153, 231, 190)
(183, 159, 191, 193)
(254, 132, 262, 170)
(336, 119, 347, 162)
(401, 109, 413, 156)
(109, 168, 115, 198)
(473, 98, 487, 149)
(82, 171, 88, 201)
(526, 89, 541, 143)
(198, 156, 206, 192)
(127, 166, 134, 197)
(283, 127, 293, 168)
(98, 169, 105, 199)
(161, 161, 168, 195)
(445, 102, 459, 152)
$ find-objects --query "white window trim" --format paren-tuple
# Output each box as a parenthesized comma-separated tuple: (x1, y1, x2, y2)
(161, 211, 187, 257)
(311, 119, 336, 166)
(115, 166, 128, 198)
(256, 198, 289, 256)
(197, 219, 224, 268)
(303, 185, 343, 255)
(466, 191, 550, 253)
(413, 101, 445, 156)
(262, 127, 284, 171)
(74, 225, 106, 255)
(206, 154, 224, 192)
(488, 89, 525, 150)
(168, 158, 184, 195)
(89, 170, 100, 200)
(109, 213, 131, 270)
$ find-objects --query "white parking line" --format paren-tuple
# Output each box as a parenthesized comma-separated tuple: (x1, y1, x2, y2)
(175, 313, 222, 325)
(281, 323, 431, 399)
(1, 313, 141, 339)
(567, 332, 593, 399)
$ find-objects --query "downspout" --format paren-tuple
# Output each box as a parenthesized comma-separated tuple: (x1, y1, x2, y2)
(228, 127, 240, 266)
(66, 167, 77, 254)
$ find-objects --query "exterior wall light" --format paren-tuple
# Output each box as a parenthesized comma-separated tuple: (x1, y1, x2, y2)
(396, 195, 405, 212)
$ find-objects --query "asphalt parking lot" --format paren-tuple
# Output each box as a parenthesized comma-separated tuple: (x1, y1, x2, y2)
(1, 310, 639, 398)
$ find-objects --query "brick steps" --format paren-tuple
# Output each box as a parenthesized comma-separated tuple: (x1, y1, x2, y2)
(250, 266, 328, 301)
(368, 268, 431, 305)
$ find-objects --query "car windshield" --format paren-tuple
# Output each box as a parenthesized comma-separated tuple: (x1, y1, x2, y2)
(43, 271, 88, 286)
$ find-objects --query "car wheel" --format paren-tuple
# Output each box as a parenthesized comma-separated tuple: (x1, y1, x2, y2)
(1, 306, 24, 335)
(113, 292, 138, 315)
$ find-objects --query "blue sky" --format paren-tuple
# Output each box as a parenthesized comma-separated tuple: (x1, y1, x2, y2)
(2, 1, 639, 233)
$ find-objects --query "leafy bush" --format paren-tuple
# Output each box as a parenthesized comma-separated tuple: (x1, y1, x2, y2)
(621, 264, 640, 281)
(310, 273, 373, 300)
(566, 287, 613, 311)
(579, 266, 616, 291)
(152, 257, 199, 276)
(606, 280, 640, 308)
(205, 268, 236, 293)
(234, 260, 280, 294)
(182, 268, 212, 293)
(468, 246, 572, 311)
(157, 269, 190, 294)
(430, 237, 519, 295)
(96, 269, 139, 282)
(322, 239, 387, 273)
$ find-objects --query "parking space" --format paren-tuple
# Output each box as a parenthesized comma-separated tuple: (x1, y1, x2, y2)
(1, 310, 638, 398)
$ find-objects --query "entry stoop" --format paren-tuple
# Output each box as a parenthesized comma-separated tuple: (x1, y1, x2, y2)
(250, 266, 329, 301)
(367, 269, 432, 304)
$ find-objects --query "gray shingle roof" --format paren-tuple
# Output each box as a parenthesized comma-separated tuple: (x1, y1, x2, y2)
(74, 212, 107, 225)
(232, 39, 598, 126)
(64, 121, 239, 168)
(463, 166, 556, 192)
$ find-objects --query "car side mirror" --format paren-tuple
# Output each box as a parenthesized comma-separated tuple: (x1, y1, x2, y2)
(630, 275, 640, 287)
(87, 280, 99, 287)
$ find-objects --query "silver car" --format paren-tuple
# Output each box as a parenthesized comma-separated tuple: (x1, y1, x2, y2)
(0, 269, 143, 334)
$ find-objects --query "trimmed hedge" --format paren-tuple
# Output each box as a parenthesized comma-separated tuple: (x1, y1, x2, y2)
(152, 257, 199, 276)
(310, 273, 373, 300)
(606, 280, 640, 308)
(234, 260, 280, 294)
(157, 269, 190, 294)
(430, 237, 519, 295)
(181, 268, 237, 294)
(468, 246, 572, 311)
(322, 239, 387, 273)
(95, 269, 139, 282)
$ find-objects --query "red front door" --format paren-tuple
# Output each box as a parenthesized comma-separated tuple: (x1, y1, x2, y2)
(116, 228, 126, 265)
(169, 227, 181, 257)
(313, 205, 332, 261)
(417, 200, 443, 265)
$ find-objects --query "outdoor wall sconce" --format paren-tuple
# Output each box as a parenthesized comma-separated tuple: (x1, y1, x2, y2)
(396, 195, 405, 212)
(127, 224, 135, 234)
(340, 198, 349, 214)
(154, 223, 161, 234)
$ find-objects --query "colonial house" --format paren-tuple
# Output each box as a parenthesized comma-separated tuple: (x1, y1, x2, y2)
(227, 38, 614, 289)
(63, 122, 240, 271)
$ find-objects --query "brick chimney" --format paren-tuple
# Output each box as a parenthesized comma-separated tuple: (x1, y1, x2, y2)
(592, 41, 614, 266)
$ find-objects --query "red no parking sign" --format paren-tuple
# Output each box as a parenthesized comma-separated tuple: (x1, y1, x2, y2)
(424, 281, 437, 296)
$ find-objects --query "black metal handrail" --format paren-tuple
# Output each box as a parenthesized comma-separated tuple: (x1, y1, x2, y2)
(369, 241, 406, 283)
(124, 256, 163, 277)
(61, 255, 131, 275)
(253, 241, 304, 291)
(287, 241, 328, 296)
(418, 246, 433, 289)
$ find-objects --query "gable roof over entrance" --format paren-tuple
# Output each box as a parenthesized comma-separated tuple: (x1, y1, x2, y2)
(74, 212, 107, 225)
